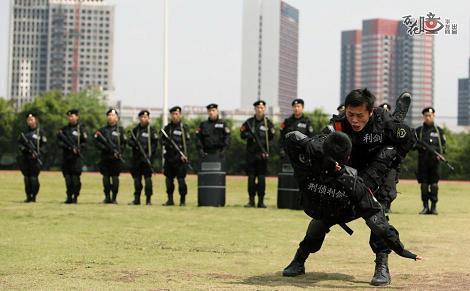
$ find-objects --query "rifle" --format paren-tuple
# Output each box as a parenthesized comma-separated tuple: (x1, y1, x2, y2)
(417, 140, 454, 171)
(58, 130, 82, 158)
(245, 120, 269, 159)
(20, 132, 43, 166)
(95, 131, 125, 162)
(130, 129, 154, 172)
(160, 128, 193, 171)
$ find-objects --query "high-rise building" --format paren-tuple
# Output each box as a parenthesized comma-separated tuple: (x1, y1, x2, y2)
(241, 0, 299, 120)
(340, 19, 434, 126)
(340, 30, 361, 99)
(458, 59, 470, 126)
(7, 0, 114, 109)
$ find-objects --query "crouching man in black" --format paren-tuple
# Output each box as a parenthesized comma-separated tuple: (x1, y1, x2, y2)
(282, 131, 422, 283)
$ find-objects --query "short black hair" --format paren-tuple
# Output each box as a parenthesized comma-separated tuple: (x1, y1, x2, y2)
(344, 88, 375, 112)
(322, 132, 352, 164)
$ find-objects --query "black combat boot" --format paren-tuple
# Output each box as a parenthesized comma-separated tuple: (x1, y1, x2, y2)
(244, 196, 255, 208)
(257, 195, 267, 208)
(129, 194, 141, 205)
(111, 193, 118, 204)
(163, 194, 175, 206)
(430, 201, 438, 215)
(24, 194, 32, 203)
(146, 196, 152, 205)
(64, 193, 73, 204)
(72, 194, 78, 204)
(180, 195, 186, 207)
(282, 248, 309, 277)
(31, 194, 37, 202)
(103, 193, 112, 204)
(370, 253, 391, 286)
(419, 200, 429, 215)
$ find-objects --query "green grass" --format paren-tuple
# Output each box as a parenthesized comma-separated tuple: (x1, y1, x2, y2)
(1, 171, 470, 290)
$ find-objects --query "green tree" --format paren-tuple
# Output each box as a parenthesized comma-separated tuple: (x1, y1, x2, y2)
(0, 98, 16, 167)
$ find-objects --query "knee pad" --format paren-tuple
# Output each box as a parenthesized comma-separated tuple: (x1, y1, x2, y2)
(302, 220, 330, 253)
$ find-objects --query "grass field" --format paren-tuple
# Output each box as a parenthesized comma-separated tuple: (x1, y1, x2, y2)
(1, 171, 470, 290)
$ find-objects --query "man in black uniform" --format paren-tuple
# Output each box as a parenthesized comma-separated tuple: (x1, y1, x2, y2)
(281, 131, 422, 282)
(196, 103, 230, 158)
(94, 109, 127, 204)
(162, 106, 191, 206)
(279, 98, 314, 157)
(128, 110, 158, 206)
(57, 109, 87, 204)
(416, 106, 446, 215)
(18, 112, 47, 203)
(322, 89, 416, 286)
(240, 100, 275, 208)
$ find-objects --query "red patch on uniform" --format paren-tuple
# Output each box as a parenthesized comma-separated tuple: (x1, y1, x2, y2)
(334, 121, 343, 132)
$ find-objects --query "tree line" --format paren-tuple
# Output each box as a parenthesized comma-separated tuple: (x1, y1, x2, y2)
(0, 91, 468, 180)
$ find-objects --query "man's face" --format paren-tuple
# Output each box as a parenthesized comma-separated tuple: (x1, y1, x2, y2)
(423, 112, 435, 125)
(107, 112, 118, 126)
(255, 104, 265, 117)
(345, 104, 372, 132)
(171, 111, 181, 123)
(67, 114, 79, 125)
(26, 116, 37, 128)
(292, 104, 303, 117)
(207, 108, 218, 120)
(139, 114, 150, 126)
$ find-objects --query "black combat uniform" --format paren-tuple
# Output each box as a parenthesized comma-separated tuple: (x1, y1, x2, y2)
(195, 104, 230, 156)
(240, 100, 275, 208)
(279, 100, 314, 155)
(94, 109, 127, 204)
(57, 109, 87, 204)
(128, 110, 158, 205)
(416, 107, 446, 215)
(282, 131, 418, 283)
(162, 106, 191, 206)
(18, 113, 47, 203)
(323, 105, 415, 285)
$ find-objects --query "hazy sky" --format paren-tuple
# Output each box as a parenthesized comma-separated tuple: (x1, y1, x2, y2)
(0, 0, 469, 127)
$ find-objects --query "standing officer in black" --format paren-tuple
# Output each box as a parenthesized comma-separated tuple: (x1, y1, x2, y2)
(416, 107, 446, 215)
(323, 89, 416, 286)
(162, 106, 191, 206)
(57, 109, 87, 204)
(18, 112, 47, 203)
(94, 109, 127, 204)
(279, 98, 314, 157)
(195, 103, 230, 159)
(128, 110, 158, 206)
(240, 100, 275, 208)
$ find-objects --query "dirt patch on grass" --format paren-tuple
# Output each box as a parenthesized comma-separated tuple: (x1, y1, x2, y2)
(396, 272, 470, 289)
